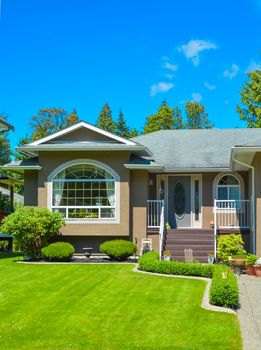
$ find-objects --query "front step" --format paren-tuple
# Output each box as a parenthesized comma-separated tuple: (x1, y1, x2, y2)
(164, 229, 214, 263)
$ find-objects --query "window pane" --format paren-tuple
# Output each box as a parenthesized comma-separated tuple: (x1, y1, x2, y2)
(218, 187, 228, 200)
(68, 208, 99, 219)
(101, 208, 115, 218)
(218, 175, 239, 186)
(194, 180, 199, 221)
(229, 187, 240, 200)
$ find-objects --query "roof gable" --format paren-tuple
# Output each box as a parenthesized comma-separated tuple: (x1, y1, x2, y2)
(29, 121, 136, 146)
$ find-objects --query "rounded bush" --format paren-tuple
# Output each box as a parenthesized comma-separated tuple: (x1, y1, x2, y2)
(42, 242, 75, 261)
(100, 240, 137, 260)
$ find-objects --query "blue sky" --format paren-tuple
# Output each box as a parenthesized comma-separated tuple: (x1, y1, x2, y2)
(0, 0, 260, 149)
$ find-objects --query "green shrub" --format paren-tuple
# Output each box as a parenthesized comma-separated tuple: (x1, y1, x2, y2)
(139, 252, 239, 308)
(217, 234, 246, 262)
(42, 242, 75, 261)
(246, 254, 258, 266)
(209, 265, 239, 307)
(138, 251, 214, 278)
(0, 207, 65, 258)
(100, 240, 137, 260)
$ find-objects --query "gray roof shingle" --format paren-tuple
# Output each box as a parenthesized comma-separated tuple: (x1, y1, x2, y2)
(132, 128, 261, 170)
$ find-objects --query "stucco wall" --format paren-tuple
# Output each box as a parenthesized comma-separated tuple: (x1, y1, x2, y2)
(253, 153, 261, 256)
(130, 170, 148, 251)
(24, 170, 38, 206)
(37, 151, 131, 236)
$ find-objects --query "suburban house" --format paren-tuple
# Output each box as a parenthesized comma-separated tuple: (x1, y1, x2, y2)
(3, 121, 261, 262)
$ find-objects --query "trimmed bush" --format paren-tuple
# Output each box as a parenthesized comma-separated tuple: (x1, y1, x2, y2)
(217, 234, 246, 262)
(42, 242, 75, 261)
(209, 265, 239, 307)
(0, 207, 65, 258)
(138, 251, 214, 278)
(139, 252, 239, 308)
(100, 240, 137, 260)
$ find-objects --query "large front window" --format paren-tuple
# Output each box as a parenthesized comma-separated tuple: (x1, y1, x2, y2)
(52, 163, 116, 220)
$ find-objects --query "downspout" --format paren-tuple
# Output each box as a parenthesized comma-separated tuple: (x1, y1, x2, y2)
(232, 158, 256, 254)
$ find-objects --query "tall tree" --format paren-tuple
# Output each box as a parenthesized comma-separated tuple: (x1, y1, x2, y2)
(143, 100, 183, 134)
(237, 69, 261, 127)
(96, 103, 115, 133)
(185, 102, 213, 129)
(115, 109, 139, 138)
(0, 114, 12, 165)
(115, 109, 130, 138)
(30, 108, 80, 141)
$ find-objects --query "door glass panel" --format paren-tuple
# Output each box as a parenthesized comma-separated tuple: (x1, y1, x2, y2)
(174, 183, 185, 218)
(194, 180, 199, 221)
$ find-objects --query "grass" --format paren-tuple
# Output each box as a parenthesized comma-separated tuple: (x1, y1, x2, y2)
(0, 253, 241, 350)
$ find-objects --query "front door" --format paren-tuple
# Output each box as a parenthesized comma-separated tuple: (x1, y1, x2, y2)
(168, 176, 191, 228)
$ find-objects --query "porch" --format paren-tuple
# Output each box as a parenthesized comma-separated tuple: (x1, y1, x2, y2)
(147, 199, 251, 262)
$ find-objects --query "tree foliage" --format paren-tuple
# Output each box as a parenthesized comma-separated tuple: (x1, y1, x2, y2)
(115, 109, 139, 138)
(0, 207, 65, 258)
(237, 69, 261, 127)
(0, 114, 12, 165)
(143, 100, 183, 134)
(185, 102, 214, 129)
(96, 103, 115, 133)
(30, 108, 79, 141)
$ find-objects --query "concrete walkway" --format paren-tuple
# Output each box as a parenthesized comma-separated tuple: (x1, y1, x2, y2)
(237, 275, 261, 350)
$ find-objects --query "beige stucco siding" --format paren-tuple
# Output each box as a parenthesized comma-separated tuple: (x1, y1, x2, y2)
(37, 151, 130, 236)
(53, 128, 121, 143)
(24, 170, 38, 206)
(130, 170, 148, 250)
(252, 153, 261, 256)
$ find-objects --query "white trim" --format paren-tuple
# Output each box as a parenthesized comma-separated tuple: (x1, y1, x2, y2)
(2, 165, 42, 171)
(47, 159, 120, 224)
(213, 172, 244, 201)
(29, 121, 136, 146)
(124, 164, 163, 170)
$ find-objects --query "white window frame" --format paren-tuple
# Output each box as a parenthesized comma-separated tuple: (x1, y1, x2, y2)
(47, 159, 120, 224)
(213, 173, 244, 201)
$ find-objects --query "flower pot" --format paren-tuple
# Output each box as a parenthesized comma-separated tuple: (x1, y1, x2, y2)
(246, 265, 256, 276)
(208, 256, 214, 264)
(254, 265, 261, 278)
(163, 256, 171, 261)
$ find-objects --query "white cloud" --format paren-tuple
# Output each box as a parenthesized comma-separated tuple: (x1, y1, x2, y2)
(192, 92, 202, 102)
(246, 60, 261, 72)
(150, 82, 174, 96)
(204, 81, 216, 90)
(223, 64, 239, 79)
(178, 39, 217, 66)
(165, 73, 174, 79)
(163, 61, 178, 72)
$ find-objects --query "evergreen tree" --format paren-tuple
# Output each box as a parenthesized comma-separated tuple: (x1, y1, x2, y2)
(143, 99, 183, 134)
(185, 102, 213, 129)
(237, 69, 261, 127)
(96, 103, 115, 133)
(115, 109, 130, 138)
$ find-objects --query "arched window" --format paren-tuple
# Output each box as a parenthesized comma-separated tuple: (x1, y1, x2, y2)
(51, 162, 116, 220)
(217, 174, 240, 201)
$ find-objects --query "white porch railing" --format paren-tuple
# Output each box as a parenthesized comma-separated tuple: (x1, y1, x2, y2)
(214, 199, 250, 259)
(147, 200, 164, 228)
(159, 205, 165, 259)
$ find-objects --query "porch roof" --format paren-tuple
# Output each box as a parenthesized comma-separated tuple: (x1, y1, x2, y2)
(132, 128, 261, 171)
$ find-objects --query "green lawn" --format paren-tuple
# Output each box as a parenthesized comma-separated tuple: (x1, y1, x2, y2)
(0, 254, 241, 350)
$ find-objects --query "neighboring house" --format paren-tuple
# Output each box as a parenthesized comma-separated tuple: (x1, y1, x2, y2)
(3, 121, 261, 261)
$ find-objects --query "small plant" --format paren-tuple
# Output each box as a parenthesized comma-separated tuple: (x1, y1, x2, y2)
(42, 242, 75, 261)
(165, 222, 171, 229)
(217, 234, 246, 262)
(100, 240, 137, 261)
(163, 250, 171, 257)
(208, 252, 214, 257)
(246, 254, 257, 266)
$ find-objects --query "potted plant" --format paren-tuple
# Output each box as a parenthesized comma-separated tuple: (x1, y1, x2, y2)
(254, 257, 261, 278)
(246, 254, 257, 276)
(207, 252, 215, 264)
(163, 250, 171, 261)
(165, 222, 171, 230)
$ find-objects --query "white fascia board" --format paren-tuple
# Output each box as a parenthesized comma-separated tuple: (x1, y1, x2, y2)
(17, 145, 148, 153)
(29, 121, 137, 146)
(124, 164, 163, 170)
(2, 165, 42, 171)
(163, 167, 231, 173)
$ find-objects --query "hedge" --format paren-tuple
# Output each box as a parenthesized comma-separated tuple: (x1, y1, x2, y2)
(209, 265, 239, 307)
(138, 251, 239, 308)
(100, 239, 137, 260)
(42, 242, 75, 261)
